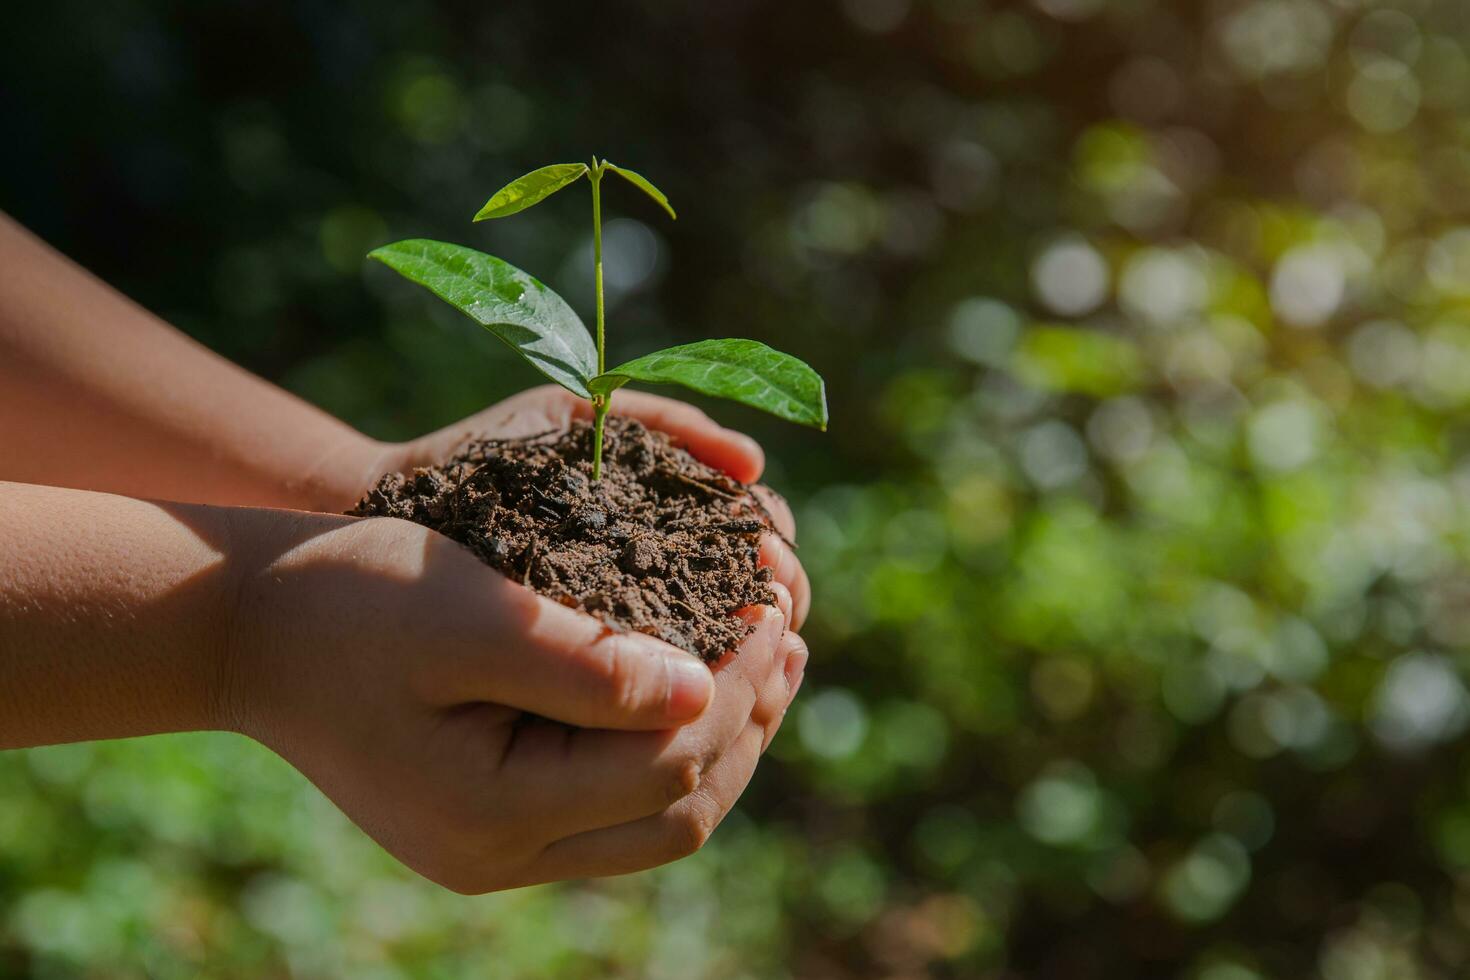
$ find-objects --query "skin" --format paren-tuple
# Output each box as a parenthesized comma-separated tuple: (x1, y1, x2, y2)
(0, 211, 810, 892)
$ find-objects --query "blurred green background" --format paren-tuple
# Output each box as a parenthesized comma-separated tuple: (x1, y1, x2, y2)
(6, 0, 1470, 976)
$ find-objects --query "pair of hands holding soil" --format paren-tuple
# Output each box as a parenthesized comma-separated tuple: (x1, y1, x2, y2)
(0, 212, 810, 892)
(235, 389, 812, 893)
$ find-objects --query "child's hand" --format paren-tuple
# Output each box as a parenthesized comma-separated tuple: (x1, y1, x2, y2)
(223, 510, 807, 893)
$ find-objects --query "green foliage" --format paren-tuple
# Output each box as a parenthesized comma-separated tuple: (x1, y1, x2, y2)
(367, 240, 597, 398)
(374, 156, 825, 476)
(589, 339, 828, 429)
(472, 162, 588, 221)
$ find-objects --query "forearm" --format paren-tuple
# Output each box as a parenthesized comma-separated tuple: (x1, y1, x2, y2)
(0, 481, 239, 748)
(0, 212, 385, 510)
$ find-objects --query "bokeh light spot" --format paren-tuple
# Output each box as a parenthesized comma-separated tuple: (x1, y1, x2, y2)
(1018, 761, 1102, 846)
(1031, 235, 1109, 316)
(1119, 248, 1208, 327)
(1248, 400, 1323, 472)
(947, 297, 1021, 366)
(1270, 245, 1345, 328)
(1158, 834, 1251, 923)
(799, 688, 870, 760)
(1371, 653, 1470, 751)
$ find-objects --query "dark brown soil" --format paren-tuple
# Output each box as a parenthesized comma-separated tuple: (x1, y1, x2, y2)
(349, 417, 779, 662)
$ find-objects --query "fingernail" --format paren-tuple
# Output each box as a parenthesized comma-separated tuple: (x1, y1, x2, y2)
(666, 656, 714, 720)
(771, 582, 793, 624)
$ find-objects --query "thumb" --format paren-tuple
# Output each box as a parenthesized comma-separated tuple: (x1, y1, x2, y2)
(472, 593, 715, 730)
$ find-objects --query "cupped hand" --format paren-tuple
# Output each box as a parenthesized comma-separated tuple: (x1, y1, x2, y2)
(222, 510, 808, 893)
(368, 384, 809, 630)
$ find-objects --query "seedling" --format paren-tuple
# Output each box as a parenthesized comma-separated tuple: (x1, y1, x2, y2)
(369, 157, 827, 479)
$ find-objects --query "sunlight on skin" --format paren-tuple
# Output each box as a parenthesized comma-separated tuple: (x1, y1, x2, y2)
(0, 480, 806, 894)
(0, 213, 374, 512)
(0, 483, 232, 747)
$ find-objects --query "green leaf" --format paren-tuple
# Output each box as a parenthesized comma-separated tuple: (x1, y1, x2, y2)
(473, 163, 589, 221)
(604, 163, 677, 220)
(369, 239, 598, 397)
(589, 339, 827, 429)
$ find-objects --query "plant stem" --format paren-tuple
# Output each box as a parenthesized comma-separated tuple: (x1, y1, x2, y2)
(591, 161, 606, 377)
(590, 158, 608, 480)
(592, 396, 608, 480)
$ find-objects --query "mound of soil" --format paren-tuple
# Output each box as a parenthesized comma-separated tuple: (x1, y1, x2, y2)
(349, 417, 779, 662)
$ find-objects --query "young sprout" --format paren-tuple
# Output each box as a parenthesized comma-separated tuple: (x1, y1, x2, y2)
(369, 157, 826, 480)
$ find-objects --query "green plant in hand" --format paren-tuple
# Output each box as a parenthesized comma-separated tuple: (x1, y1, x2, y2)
(369, 157, 828, 479)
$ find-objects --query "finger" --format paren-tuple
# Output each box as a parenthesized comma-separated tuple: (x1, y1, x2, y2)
(770, 581, 793, 624)
(511, 612, 792, 882)
(522, 721, 768, 883)
(766, 631, 809, 753)
(750, 484, 797, 542)
(436, 586, 715, 729)
(572, 390, 765, 483)
(760, 535, 811, 631)
(494, 607, 786, 840)
(747, 619, 796, 753)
